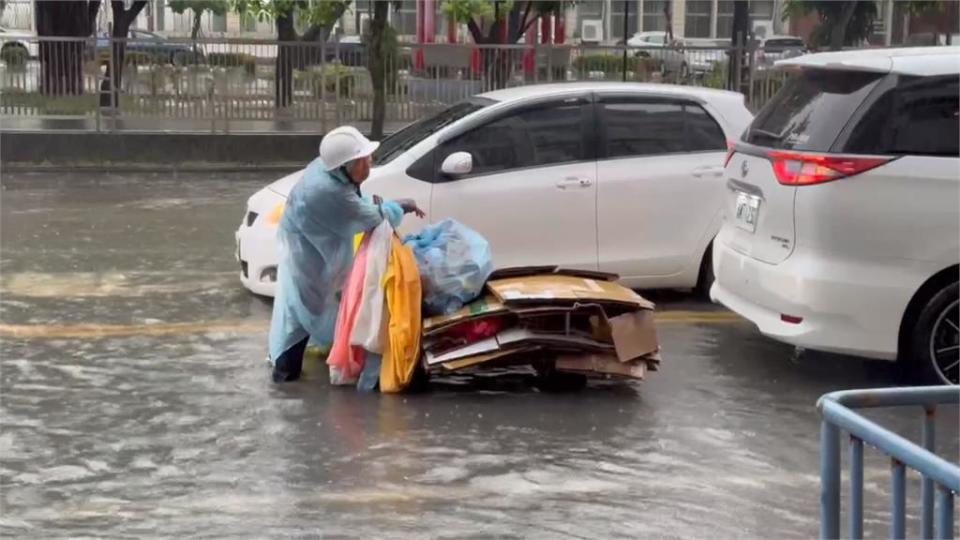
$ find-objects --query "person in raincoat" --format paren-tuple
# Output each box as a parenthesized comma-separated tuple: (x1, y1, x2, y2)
(268, 126, 424, 383)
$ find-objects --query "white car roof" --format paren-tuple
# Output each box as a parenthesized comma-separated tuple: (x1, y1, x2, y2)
(480, 82, 742, 104)
(777, 46, 960, 76)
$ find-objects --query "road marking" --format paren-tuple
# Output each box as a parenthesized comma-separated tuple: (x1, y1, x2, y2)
(0, 311, 742, 340)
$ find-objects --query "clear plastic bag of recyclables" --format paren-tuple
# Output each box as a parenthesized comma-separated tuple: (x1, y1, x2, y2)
(403, 219, 494, 316)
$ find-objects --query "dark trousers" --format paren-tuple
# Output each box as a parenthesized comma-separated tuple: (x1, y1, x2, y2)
(272, 336, 310, 383)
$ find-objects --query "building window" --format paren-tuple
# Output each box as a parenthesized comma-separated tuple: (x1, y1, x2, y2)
(641, 0, 667, 33)
(717, 0, 733, 38)
(211, 13, 227, 33)
(611, 1, 639, 41)
(394, 0, 417, 37)
(684, 0, 712, 38)
(154, 0, 165, 31)
(354, 0, 371, 36)
(749, 0, 774, 20)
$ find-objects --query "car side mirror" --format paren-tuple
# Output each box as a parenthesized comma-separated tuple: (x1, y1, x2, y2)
(440, 151, 473, 177)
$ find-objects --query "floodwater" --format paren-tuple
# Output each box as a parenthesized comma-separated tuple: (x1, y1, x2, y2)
(1, 172, 956, 538)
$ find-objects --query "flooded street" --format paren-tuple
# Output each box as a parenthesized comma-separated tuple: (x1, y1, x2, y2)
(1, 172, 956, 538)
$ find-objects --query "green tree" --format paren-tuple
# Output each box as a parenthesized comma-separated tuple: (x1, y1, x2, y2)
(441, 0, 570, 87)
(169, 0, 229, 56)
(783, 0, 877, 50)
(34, 0, 102, 95)
(366, 1, 402, 139)
(232, 0, 349, 108)
(102, 1, 150, 107)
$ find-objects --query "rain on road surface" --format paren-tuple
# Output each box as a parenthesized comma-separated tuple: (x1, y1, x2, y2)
(1, 172, 956, 538)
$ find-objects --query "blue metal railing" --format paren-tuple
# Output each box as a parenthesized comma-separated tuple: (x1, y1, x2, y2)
(818, 386, 960, 539)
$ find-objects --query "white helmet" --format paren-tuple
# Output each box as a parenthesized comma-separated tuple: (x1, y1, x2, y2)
(318, 126, 380, 171)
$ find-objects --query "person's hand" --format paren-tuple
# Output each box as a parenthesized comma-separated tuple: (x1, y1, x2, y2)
(398, 199, 426, 218)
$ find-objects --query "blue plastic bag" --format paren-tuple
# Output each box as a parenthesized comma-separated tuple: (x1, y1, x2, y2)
(403, 219, 494, 316)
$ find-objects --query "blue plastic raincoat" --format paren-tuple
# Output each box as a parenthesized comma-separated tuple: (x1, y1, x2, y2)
(268, 157, 403, 362)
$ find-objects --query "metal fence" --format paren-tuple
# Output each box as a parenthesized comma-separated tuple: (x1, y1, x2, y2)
(818, 386, 959, 540)
(0, 34, 788, 133)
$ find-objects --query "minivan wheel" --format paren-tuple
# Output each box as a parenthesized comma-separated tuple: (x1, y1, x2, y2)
(910, 282, 959, 385)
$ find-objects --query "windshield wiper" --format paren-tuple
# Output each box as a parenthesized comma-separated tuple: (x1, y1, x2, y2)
(748, 128, 784, 143)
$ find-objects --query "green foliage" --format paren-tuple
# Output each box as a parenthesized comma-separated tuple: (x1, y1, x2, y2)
(297, 64, 355, 97)
(168, 0, 229, 16)
(230, 0, 349, 28)
(208, 52, 257, 75)
(702, 60, 728, 90)
(1, 44, 28, 69)
(441, 1, 571, 31)
(783, 0, 877, 48)
(441, 0, 498, 23)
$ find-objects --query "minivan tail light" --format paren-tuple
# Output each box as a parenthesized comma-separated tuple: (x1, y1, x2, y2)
(723, 140, 736, 167)
(767, 151, 891, 186)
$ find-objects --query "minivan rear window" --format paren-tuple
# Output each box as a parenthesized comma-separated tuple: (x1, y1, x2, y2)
(744, 69, 884, 151)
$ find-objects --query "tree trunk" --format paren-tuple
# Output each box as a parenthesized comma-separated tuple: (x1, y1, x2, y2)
(35, 0, 100, 96)
(103, 0, 148, 107)
(830, 1, 858, 51)
(275, 14, 297, 109)
(369, 0, 389, 139)
(191, 10, 201, 59)
(729, 0, 749, 91)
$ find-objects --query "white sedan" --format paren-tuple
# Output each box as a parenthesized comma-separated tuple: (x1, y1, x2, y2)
(236, 82, 753, 297)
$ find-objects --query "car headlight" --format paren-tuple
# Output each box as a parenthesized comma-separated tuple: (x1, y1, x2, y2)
(266, 202, 285, 226)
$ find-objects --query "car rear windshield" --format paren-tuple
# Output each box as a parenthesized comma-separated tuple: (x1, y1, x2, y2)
(372, 99, 493, 166)
(744, 69, 884, 151)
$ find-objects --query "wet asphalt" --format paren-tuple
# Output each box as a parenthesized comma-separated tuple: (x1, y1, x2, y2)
(1, 171, 957, 538)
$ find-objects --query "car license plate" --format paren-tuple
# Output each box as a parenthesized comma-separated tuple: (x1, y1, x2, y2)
(235, 233, 241, 262)
(734, 192, 760, 233)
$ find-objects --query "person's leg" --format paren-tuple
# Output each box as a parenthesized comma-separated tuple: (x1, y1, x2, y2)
(272, 336, 310, 383)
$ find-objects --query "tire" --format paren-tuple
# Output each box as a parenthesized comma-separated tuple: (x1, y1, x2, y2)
(695, 241, 715, 300)
(171, 51, 189, 67)
(908, 282, 959, 385)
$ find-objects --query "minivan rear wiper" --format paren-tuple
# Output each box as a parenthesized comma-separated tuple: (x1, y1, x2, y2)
(748, 128, 784, 143)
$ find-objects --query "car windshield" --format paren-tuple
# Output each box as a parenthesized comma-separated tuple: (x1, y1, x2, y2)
(372, 99, 493, 166)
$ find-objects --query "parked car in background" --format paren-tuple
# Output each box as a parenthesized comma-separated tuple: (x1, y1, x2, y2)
(627, 31, 688, 77)
(95, 29, 202, 65)
(237, 82, 753, 297)
(754, 35, 805, 70)
(679, 38, 728, 76)
(0, 26, 36, 64)
(712, 47, 959, 384)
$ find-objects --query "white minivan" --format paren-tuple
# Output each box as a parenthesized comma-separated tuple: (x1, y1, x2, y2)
(237, 82, 753, 297)
(712, 47, 959, 384)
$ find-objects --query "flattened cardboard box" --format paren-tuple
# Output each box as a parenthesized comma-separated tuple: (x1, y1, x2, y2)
(607, 310, 659, 362)
(422, 296, 508, 336)
(556, 354, 648, 380)
(488, 274, 655, 310)
(424, 327, 613, 366)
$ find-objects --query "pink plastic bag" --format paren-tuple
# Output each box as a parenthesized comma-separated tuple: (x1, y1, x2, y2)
(327, 236, 370, 384)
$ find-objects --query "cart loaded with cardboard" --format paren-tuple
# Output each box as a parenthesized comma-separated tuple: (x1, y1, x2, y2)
(327, 219, 660, 392)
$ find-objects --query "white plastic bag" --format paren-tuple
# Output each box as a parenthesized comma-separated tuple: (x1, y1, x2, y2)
(350, 220, 393, 353)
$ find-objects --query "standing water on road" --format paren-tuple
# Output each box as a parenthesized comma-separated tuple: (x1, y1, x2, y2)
(1, 173, 956, 537)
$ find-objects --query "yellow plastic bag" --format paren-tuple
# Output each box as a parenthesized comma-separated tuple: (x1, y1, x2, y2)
(379, 235, 422, 393)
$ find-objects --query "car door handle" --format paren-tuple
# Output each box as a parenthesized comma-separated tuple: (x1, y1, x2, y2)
(556, 177, 593, 190)
(692, 166, 725, 178)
